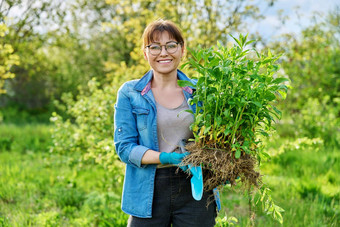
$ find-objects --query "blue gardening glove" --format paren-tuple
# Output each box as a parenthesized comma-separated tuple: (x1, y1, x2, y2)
(159, 152, 190, 171)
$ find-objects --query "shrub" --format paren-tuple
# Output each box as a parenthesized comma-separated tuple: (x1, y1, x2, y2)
(50, 78, 124, 181)
(293, 97, 340, 147)
(180, 35, 288, 189)
(180, 34, 287, 224)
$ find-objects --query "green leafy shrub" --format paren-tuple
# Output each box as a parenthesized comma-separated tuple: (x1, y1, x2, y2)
(50, 78, 124, 180)
(180, 34, 288, 188)
(215, 215, 238, 226)
(292, 97, 340, 147)
(180, 34, 287, 224)
(271, 13, 340, 149)
(271, 137, 324, 158)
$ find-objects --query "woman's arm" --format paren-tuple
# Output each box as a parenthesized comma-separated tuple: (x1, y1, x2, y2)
(141, 149, 161, 164)
(114, 83, 151, 168)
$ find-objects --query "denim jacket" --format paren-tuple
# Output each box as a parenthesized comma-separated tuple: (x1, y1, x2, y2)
(114, 69, 220, 218)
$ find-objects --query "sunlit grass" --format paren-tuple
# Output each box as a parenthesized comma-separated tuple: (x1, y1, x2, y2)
(0, 123, 127, 226)
(218, 134, 340, 226)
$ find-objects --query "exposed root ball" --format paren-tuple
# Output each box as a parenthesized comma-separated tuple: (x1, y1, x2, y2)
(182, 143, 261, 191)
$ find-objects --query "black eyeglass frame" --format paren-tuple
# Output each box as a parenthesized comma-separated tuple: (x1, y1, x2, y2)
(145, 41, 183, 56)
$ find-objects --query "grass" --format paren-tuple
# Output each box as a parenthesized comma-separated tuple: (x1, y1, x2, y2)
(0, 123, 339, 226)
(217, 134, 340, 226)
(0, 123, 128, 226)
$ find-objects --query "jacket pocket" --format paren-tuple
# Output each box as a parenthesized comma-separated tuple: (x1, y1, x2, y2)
(132, 108, 149, 131)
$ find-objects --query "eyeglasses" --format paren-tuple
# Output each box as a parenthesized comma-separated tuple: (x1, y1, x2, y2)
(146, 41, 181, 56)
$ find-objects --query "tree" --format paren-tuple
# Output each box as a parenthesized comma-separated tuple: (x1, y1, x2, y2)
(269, 8, 340, 147)
(50, 0, 278, 174)
(101, 0, 277, 83)
(0, 22, 19, 94)
(0, 0, 65, 109)
(1, 0, 277, 111)
(271, 8, 339, 110)
(0, 0, 114, 109)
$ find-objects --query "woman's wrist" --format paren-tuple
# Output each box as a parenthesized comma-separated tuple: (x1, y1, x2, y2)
(141, 149, 161, 164)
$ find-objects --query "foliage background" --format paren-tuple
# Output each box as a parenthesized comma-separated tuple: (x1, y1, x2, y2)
(0, 0, 339, 226)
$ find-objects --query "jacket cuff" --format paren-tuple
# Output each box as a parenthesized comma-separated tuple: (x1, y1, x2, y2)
(129, 145, 150, 168)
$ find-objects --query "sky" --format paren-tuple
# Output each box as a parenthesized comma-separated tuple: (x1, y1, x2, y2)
(254, 0, 339, 40)
(4, 0, 339, 41)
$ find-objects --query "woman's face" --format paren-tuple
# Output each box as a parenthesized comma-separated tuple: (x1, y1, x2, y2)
(144, 31, 184, 77)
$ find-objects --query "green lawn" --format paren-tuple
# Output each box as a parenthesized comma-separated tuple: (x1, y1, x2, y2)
(218, 136, 340, 226)
(0, 124, 127, 226)
(0, 124, 339, 226)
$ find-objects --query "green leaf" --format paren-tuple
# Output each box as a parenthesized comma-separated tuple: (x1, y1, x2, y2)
(177, 109, 193, 118)
(216, 116, 222, 125)
(271, 77, 289, 84)
(259, 130, 269, 137)
(259, 150, 271, 160)
(252, 101, 262, 108)
(214, 51, 224, 60)
(278, 90, 287, 99)
(274, 204, 285, 213)
(262, 58, 272, 64)
(272, 106, 282, 117)
(275, 211, 283, 224)
(260, 188, 269, 202)
(268, 48, 272, 58)
(230, 34, 242, 48)
(245, 39, 255, 46)
(235, 149, 241, 159)
(204, 125, 211, 134)
(177, 80, 195, 88)
(223, 109, 230, 117)
(265, 91, 276, 101)
(277, 84, 288, 92)
(224, 129, 231, 136)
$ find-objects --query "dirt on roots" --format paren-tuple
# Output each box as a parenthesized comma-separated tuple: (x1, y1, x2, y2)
(182, 143, 261, 191)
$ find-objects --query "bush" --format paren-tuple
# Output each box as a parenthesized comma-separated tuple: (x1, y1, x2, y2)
(180, 35, 286, 225)
(290, 96, 340, 147)
(50, 78, 124, 182)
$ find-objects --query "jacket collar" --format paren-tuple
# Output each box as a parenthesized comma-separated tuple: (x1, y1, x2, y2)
(134, 69, 195, 96)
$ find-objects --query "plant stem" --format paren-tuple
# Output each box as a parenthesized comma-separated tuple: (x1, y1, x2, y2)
(230, 105, 246, 145)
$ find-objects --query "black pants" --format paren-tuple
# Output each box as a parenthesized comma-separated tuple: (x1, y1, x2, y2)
(127, 167, 217, 227)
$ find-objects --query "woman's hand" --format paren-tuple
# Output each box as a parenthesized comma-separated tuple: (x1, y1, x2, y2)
(159, 152, 189, 171)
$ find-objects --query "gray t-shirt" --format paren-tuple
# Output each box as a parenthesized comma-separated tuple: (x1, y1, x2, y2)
(156, 99, 194, 154)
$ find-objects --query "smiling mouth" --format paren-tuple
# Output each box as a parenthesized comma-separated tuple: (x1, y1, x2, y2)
(157, 60, 172, 63)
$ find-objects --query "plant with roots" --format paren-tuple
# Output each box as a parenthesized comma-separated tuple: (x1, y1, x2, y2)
(179, 34, 288, 224)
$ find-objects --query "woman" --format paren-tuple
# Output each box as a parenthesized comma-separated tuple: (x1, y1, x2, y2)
(114, 19, 218, 226)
